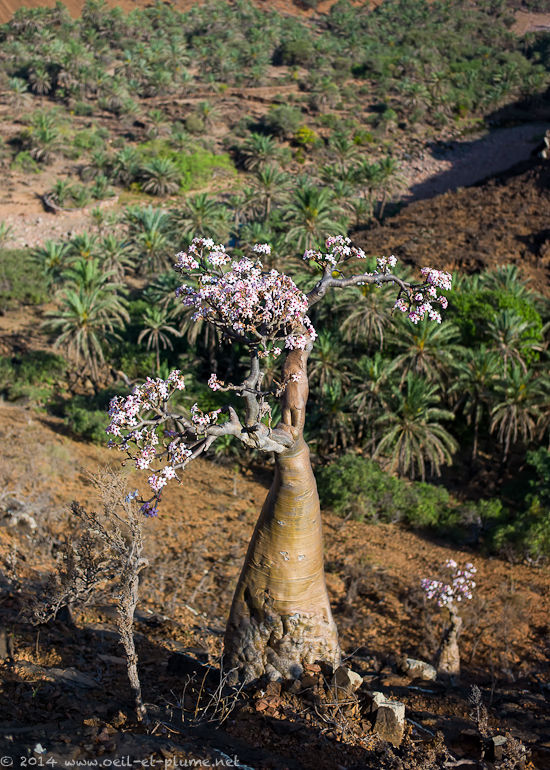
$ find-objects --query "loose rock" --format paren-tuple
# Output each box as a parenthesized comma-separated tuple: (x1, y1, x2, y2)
(374, 700, 406, 747)
(401, 657, 437, 681)
(331, 665, 363, 700)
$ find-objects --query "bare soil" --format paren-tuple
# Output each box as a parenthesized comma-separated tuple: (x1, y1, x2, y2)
(0, 402, 549, 768)
(356, 155, 550, 290)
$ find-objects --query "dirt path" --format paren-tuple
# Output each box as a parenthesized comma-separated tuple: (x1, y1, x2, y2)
(401, 121, 550, 204)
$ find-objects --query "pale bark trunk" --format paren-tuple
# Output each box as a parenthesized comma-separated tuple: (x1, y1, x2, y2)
(223, 349, 341, 684)
(436, 605, 462, 679)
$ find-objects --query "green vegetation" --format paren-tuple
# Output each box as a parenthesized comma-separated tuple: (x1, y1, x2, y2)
(0, 0, 549, 560)
(0, 351, 67, 404)
(0, 249, 49, 307)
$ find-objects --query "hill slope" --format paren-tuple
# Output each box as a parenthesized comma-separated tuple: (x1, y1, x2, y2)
(1, 401, 549, 767)
(356, 156, 550, 288)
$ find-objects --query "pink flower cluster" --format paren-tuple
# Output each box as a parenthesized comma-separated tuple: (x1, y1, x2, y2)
(394, 267, 452, 324)
(421, 560, 477, 608)
(376, 255, 398, 272)
(421, 267, 453, 292)
(190, 403, 221, 430)
(303, 235, 367, 268)
(253, 243, 271, 255)
(106, 369, 222, 511)
(175, 238, 315, 351)
(208, 373, 225, 391)
(107, 371, 186, 439)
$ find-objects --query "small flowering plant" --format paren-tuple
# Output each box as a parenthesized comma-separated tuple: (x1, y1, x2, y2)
(421, 559, 477, 609)
(107, 236, 453, 516)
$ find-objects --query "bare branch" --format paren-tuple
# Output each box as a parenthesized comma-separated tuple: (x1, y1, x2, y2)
(307, 270, 420, 307)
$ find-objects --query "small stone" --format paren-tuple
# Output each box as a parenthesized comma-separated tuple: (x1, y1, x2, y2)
(286, 679, 301, 694)
(490, 735, 507, 761)
(300, 674, 318, 689)
(266, 680, 281, 697)
(401, 657, 437, 681)
(366, 690, 387, 713)
(374, 701, 405, 747)
(332, 665, 363, 700)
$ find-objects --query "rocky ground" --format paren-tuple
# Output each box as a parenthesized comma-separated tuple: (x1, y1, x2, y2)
(0, 402, 548, 768)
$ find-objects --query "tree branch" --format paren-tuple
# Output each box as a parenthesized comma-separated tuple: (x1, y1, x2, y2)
(307, 270, 421, 308)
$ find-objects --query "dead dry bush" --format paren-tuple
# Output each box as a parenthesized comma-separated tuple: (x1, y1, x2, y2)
(31, 469, 149, 722)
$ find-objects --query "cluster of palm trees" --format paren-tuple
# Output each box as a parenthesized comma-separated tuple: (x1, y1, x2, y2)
(3, 0, 544, 138)
(36, 202, 550, 485)
(302, 265, 550, 480)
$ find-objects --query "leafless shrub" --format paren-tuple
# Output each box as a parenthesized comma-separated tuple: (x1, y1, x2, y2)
(497, 732, 529, 770)
(468, 684, 489, 738)
(167, 660, 245, 727)
(32, 469, 149, 722)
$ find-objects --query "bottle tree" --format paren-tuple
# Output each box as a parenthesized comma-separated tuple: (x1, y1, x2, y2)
(107, 236, 452, 684)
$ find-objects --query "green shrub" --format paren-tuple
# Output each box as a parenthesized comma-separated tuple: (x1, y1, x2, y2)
(185, 114, 205, 135)
(72, 102, 94, 117)
(450, 288, 543, 356)
(135, 140, 234, 191)
(0, 249, 49, 307)
(63, 387, 127, 443)
(263, 105, 303, 138)
(64, 402, 109, 444)
(277, 38, 316, 67)
(317, 454, 427, 525)
(11, 151, 40, 173)
(0, 351, 67, 404)
(72, 127, 106, 153)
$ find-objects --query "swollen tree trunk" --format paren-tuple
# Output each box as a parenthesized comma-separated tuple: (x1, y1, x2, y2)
(436, 605, 462, 679)
(223, 349, 341, 684)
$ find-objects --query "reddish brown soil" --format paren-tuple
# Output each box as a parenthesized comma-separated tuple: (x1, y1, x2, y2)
(0, 0, 373, 24)
(356, 156, 550, 290)
(0, 403, 549, 768)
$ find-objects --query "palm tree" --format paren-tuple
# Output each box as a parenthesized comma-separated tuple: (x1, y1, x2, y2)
(32, 241, 72, 286)
(350, 352, 392, 453)
(68, 233, 99, 261)
(352, 159, 384, 220)
(374, 373, 457, 480)
(486, 310, 540, 374)
(61, 258, 126, 297)
(140, 158, 180, 197)
(252, 165, 290, 219)
(24, 122, 60, 165)
(176, 193, 230, 242)
(490, 366, 549, 462)
(137, 306, 181, 374)
(142, 271, 182, 313)
(480, 264, 532, 299)
(98, 234, 135, 279)
(449, 347, 500, 462)
(309, 330, 352, 390)
(284, 185, 345, 253)
(387, 318, 463, 385)
(111, 147, 140, 187)
(195, 100, 221, 129)
(44, 286, 129, 382)
(339, 284, 395, 350)
(376, 156, 403, 219)
(28, 64, 52, 95)
(239, 133, 281, 171)
(8, 77, 31, 109)
(125, 205, 172, 274)
(327, 132, 359, 176)
(312, 381, 355, 456)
